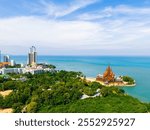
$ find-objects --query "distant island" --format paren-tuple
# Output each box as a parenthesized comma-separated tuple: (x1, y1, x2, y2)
(0, 46, 149, 113)
(85, 66, 136, 87)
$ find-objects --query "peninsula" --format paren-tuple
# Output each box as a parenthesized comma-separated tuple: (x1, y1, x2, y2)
(86, 66, 136, 87)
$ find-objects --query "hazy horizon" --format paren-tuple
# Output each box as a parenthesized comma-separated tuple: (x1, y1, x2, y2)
(1, 54, 150, 57)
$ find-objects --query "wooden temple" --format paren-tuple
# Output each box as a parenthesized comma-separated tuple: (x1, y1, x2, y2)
(96, 66, 115, 83)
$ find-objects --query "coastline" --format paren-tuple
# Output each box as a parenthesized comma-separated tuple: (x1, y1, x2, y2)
(85, 77, 136, 87)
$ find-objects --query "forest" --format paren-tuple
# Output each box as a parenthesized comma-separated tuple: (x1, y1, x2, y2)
(0, 68, 150, 113)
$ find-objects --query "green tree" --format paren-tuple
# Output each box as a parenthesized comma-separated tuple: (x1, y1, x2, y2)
(123, 76, 135, 84)
(83, 87, 96, 96)
(0, 77, 4, 83)
(3, 81, 16, 90)
(100, 87, 125, 97)
(12, 103, 23, 113)
(0, 94, 4, 108)
(26, 102, 38, 113)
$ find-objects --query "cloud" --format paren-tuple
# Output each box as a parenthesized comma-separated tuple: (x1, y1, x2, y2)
(77, 5, 150, 20)
(29, 0, 99, 18)
(0, 16, 103, 54)
(0, 3, 150, 56)
(0, 13, 150, 56)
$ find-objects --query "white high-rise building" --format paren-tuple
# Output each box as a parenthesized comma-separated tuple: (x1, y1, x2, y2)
(28, 46, 37, 65)
(10, 60, 16, 66)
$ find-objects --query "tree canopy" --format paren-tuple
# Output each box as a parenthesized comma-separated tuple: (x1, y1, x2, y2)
(0, 69, 149, 113)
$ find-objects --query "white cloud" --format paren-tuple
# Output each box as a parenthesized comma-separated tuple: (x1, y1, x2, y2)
(30, 0, 99, 18)
(0, 13, 150, 56)
(0, 16, 103, 54)
(78, 5, 150, 20)
(0, 4, 150, 55)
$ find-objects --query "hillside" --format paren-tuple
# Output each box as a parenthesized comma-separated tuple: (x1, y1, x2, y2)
(0, 70, 150, 113)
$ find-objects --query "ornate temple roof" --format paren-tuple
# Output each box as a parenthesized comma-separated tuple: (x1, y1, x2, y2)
(103, 66, 115, 82)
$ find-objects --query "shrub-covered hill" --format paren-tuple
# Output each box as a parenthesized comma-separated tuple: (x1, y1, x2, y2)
(39, 95, 149, 113)
(0, 70, 150, 113)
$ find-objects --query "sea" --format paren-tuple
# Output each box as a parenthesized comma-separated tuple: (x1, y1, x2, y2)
(11, 56, 150, 102)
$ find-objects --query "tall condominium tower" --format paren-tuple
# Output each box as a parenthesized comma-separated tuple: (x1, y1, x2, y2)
(3, 55, 10, 62)
(28, 46, 37, 65)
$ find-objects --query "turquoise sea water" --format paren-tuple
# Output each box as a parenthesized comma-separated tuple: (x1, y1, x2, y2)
(12, 56, 150, 102)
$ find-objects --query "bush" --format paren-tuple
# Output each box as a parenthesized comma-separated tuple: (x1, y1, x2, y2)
(41, 95, 148, 113)
(0, 94, 4, 108)
(100, 87, 125, 97)
(3, 81, 16, 90)
(89, 82, 103, 89)
(12, 103, 23, 113)
(0, 77, 4, 83)
(123, 76, 134, 84)
(83, 87, 96, 96)
(26, 102, 38, 113)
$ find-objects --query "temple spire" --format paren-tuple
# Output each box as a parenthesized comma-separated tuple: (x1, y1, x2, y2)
(96, 65, 115, 83)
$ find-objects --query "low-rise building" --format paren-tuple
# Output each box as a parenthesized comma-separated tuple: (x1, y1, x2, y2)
(24, 68, 44, 75)
(0, 65, 55, 75)
(0, 68, 24, 75)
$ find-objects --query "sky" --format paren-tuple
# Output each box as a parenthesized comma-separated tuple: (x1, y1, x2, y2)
(0, 0, 150, 56)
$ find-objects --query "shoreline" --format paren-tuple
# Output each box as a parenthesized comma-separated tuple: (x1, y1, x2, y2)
(85, 77, 136, 87)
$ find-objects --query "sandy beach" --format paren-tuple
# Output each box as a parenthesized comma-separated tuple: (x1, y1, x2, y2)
(86, 77, 136, 87)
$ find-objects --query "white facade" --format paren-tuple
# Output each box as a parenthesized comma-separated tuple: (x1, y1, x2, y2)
(115, 77, 123, 82)
(23, 68, 44, 75)
(10, 60, 16, 66)
(0, 66, 54, 75)
(21, 63, 25, 68)
(0, 68, 24, 75)
(98, 74, 103, 78)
